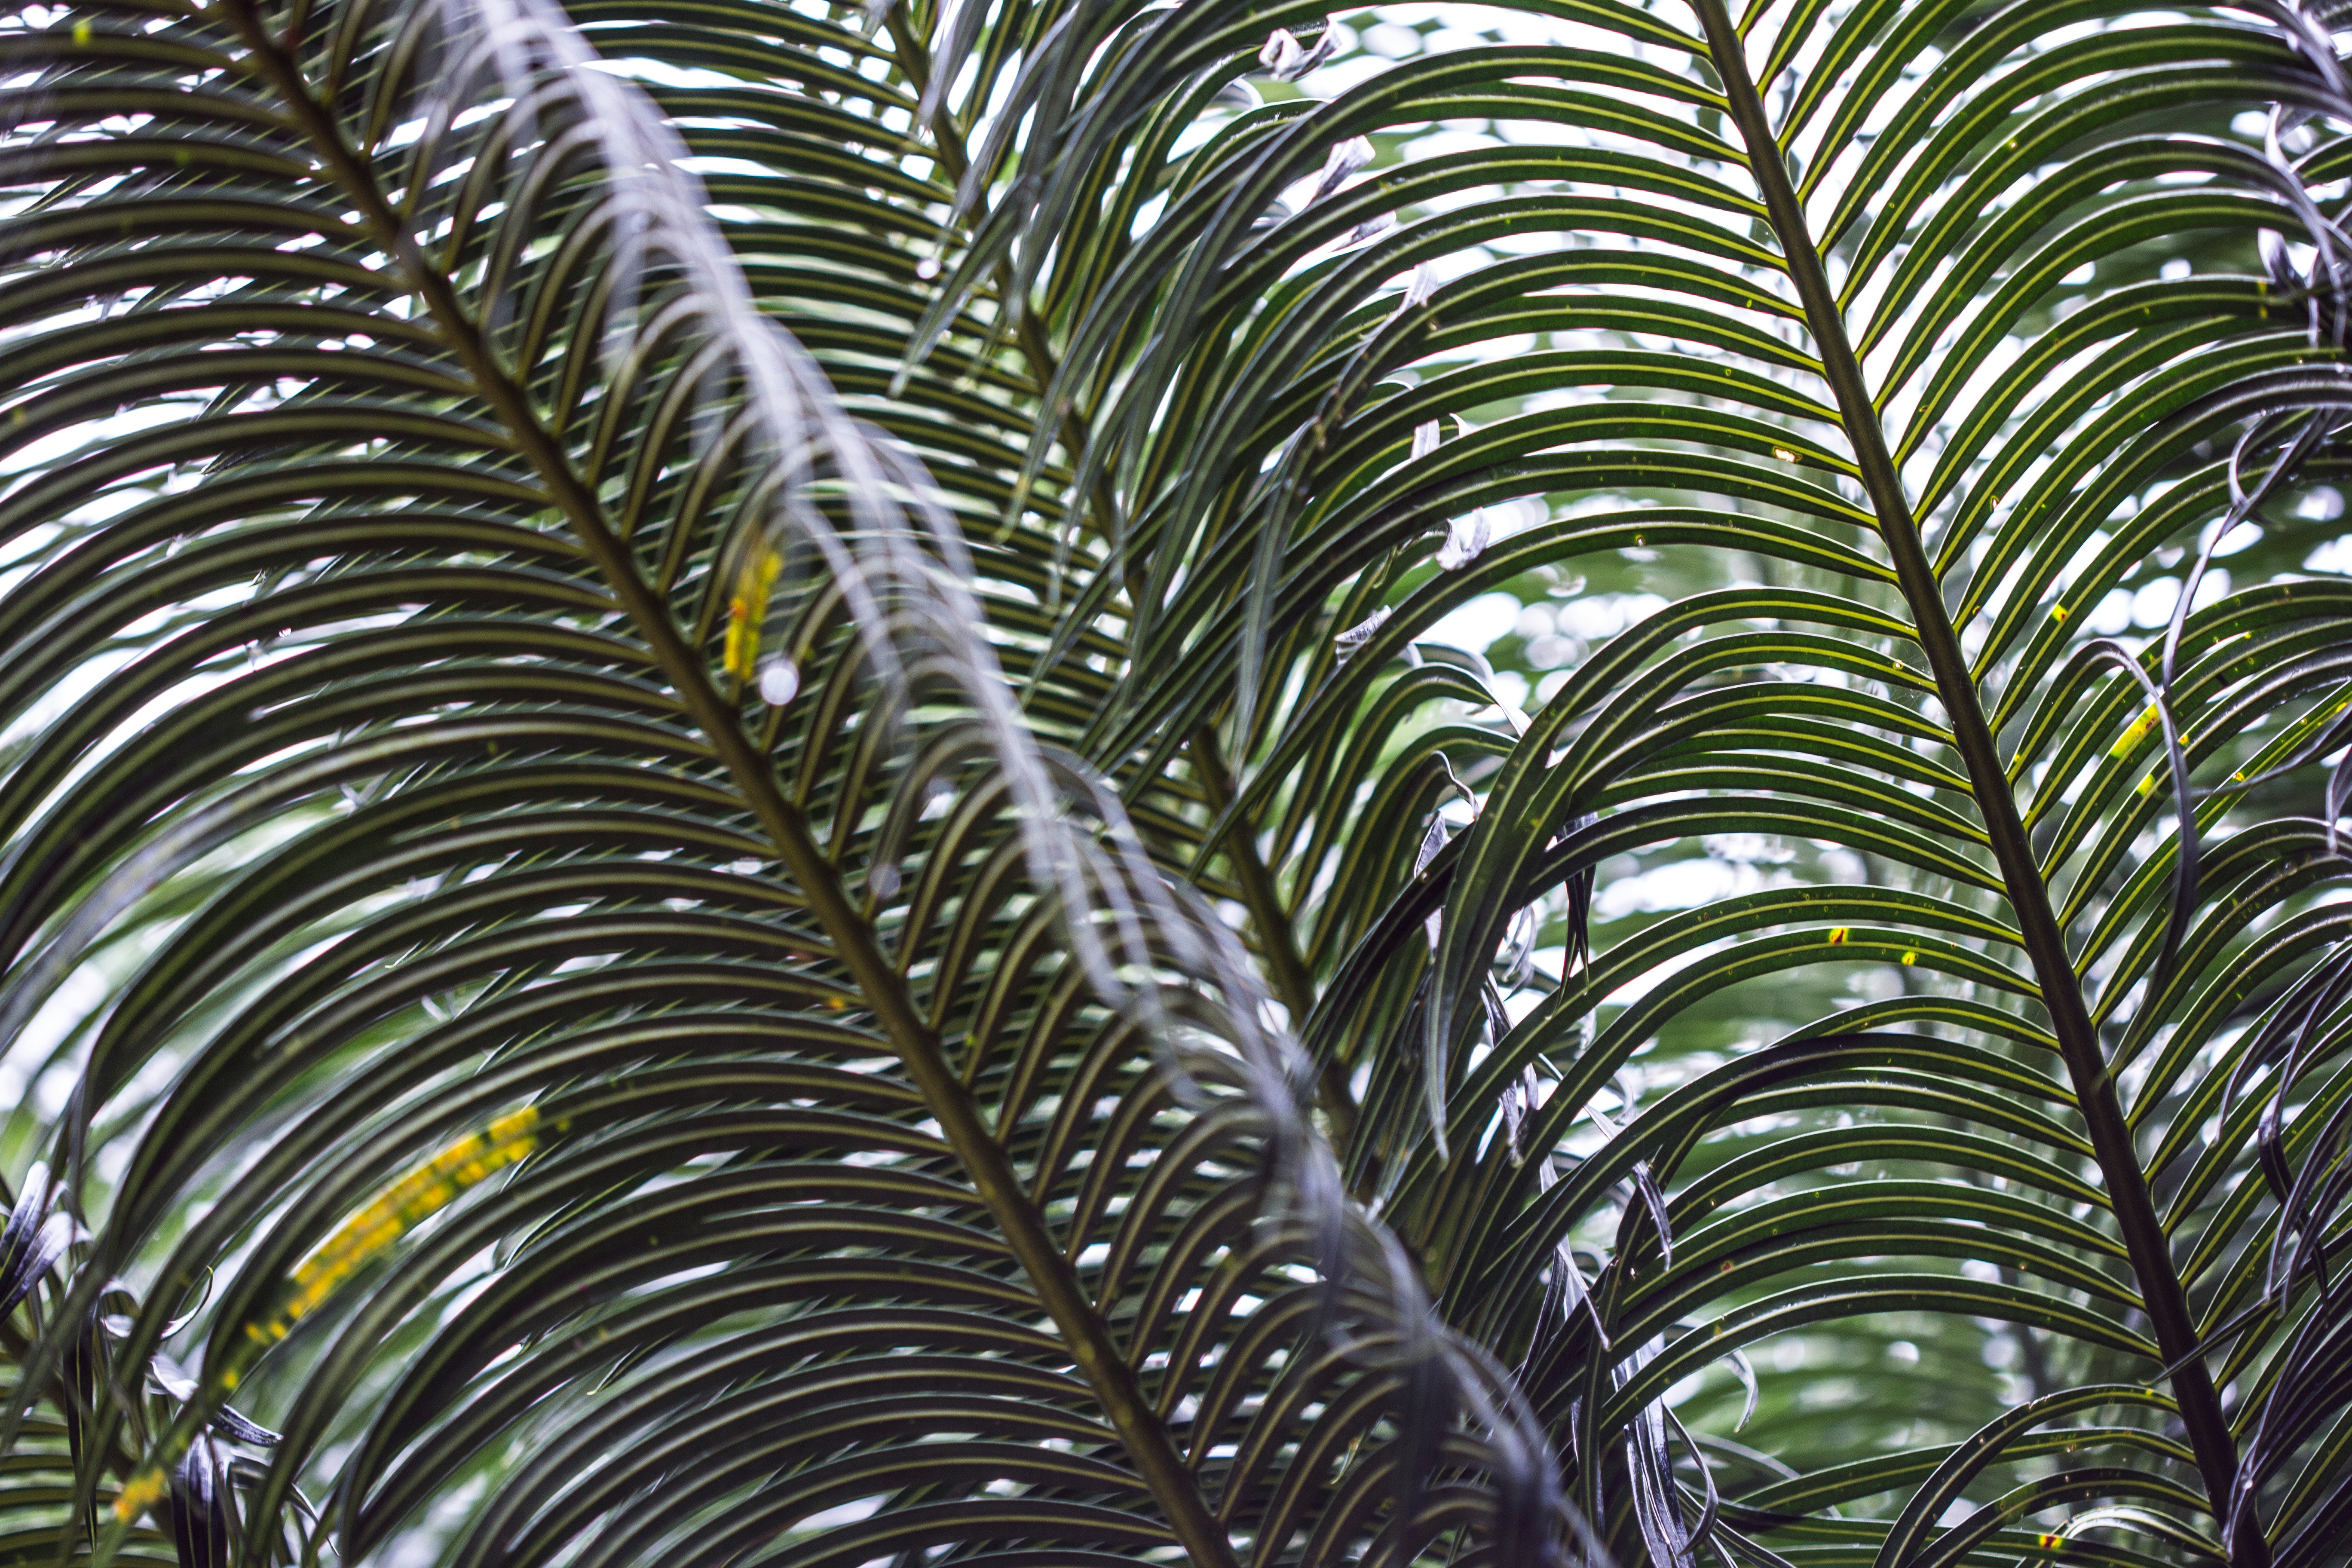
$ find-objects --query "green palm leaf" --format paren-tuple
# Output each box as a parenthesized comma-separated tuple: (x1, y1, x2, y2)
(8, 0, 2352, 1561)
(0, 0, 1547, 1560)
(972, 0, 2352, 1563)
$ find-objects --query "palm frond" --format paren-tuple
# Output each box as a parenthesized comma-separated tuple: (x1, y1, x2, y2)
(978, 0, 2352, 1562)
(0, 0, 1557, 1559)
(13, 0, 2352, 1561)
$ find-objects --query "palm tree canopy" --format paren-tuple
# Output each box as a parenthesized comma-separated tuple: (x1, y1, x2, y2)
(2, 0, 2352, 1563)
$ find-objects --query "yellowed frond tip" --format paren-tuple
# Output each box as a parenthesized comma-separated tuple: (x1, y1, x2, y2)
(723, 550, 783, 679)
(114, 1109, 540, 1530)
(112, 1467, 168, 1522)
(2110, 703, 2160, 758)
(251, 1105, 541, 1344)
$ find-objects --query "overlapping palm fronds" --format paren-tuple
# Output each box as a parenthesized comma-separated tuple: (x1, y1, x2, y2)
(975, 0, 2352, 1562)
(7, 0, 2352, 1562)
(0, 0, 1556, 1558)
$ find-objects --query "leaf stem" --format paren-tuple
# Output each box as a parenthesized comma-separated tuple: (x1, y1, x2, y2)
(887, 28, 1348, 1163)
(1690, 4, 2261, 1560)
(1190, 724, 1363, 1152)
(214, 11, 1239, 1563)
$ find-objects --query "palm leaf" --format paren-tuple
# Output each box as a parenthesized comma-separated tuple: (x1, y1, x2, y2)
(0, 0, 1551, 1561)
(981, 0, 2352, 1563)
(11, 0, 2352, 1562)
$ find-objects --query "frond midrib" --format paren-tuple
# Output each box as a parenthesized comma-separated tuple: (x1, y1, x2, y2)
(213, 7, 1237, 1559)
(1688, 3, 2259, 1559)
